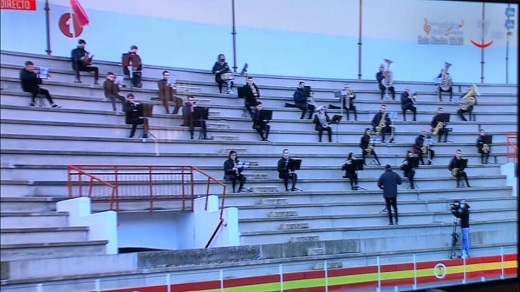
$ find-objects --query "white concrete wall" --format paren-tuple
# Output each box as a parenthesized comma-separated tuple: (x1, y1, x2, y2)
(117, 211, 180, 250)
(500, 162, 518, 197)
(56, 197, 118, 254)
(193, 196, 240, 248)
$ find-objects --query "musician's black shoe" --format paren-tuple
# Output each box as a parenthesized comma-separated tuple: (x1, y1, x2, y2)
(389, 222, 394, 225)
(51, 104, 61, 108)
(94, 82, 99, 85)
(343, 175, 348, 178)
(29, 102, 35, 106)
(389, 138, 394, 143)
(74, 79, 82, 83)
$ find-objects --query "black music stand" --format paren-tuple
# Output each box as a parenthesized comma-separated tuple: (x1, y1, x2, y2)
(441, 113, 453, 143)
(303, 86, 312, 97)
(424, 137, 435, 165)
(458, 159, 469, 188)
(137, 103, 156, 140)
(259, 109, 273, 121)
(240, 63, 249, 77)
(353, 158, 368, 190)
(288, 159, 302, 171)
(330, 114, 343, 143)
(193, 107, 209, 140)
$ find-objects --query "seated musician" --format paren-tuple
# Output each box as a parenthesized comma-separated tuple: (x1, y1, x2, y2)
(448, 149, 471, 188)
(123, 93, 148, 138)
(19, 61, 61, 108)
(158, 70, 182, 114)
(122, 45, 143, 88)
(431, 107, 448, 143)
(223, 150, 249, 193)
(342, 152, 359, 190)
(211, 54, 234, 94)
(251, 102, 270, 141)
(182, 95, 207, 140)
(457, 86, 476, 121)
(412, 130, 430, 165)
(376, 63, 395, 100)
(400, 87, 417, 122)
(371, 104, 393, 143)
(71, 39, 99, 85)
(359, 128, 381, 165)
(436, 68, 453, 102)
(313, 106, 333, 143)
(277, 149, 301, 192)
(293, 81, 315, 119)
(103, 72, 126, 112)
(329, 83, 358, 121)
(400, 151, 417, 189)
(476, 129, 491, 164)
(243, 76, 260, 117)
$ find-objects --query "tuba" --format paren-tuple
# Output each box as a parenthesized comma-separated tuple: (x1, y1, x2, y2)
(460, 84, 479, 111)
(382, 59, 393, 87)
(433, 121, 444, 136)
(375, 112, 387, 135)
(440, 62, 452, 91)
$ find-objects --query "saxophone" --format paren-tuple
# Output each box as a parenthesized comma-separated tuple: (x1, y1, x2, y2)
(366, 145, 374, 156)
(451, 168, 459, 177)
(433, 121, 444, 136)
(460, 84, 479, 111)
(375, 112, 387, 135)
(346, 92, 355, 109)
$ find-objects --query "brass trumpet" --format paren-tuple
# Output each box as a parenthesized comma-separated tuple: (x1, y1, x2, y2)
(451, 168, 459, 177)
(433, 122, 444, 136)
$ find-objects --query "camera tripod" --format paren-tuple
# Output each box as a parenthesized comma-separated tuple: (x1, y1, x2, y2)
(449, 217, 461, 259)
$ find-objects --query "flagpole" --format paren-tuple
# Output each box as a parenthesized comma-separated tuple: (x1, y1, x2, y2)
(44, 0, 52, 55)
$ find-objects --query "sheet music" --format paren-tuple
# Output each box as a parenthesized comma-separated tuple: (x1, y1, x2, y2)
(115, 75, 125, 84)
(168, 75, 177, 86)
(424, 138, 434, 146)
(37, 67, 49, 79)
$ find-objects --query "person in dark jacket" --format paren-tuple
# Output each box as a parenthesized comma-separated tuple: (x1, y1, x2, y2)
(313, 105, 332, 142)
(158, 70, 182, 114)
(19, 61, 60, 108)
(359, 128, 380, 165)
(251, 102, 270, 141)
(71, 39, 99, 84)
(293, 81, 315, 119)
(341, 152, 359, 190)
(451, 199, 470, 258)
(400, 151, 417, 189)
(182, 95, 207, 140)
(277, 149, 301, 192)
(211, 54, 234, 94)
(476, 129, 491, 164)
(103, 72, 126, 111)
(371, 104, 393, 143)
(123, 93, 148, 138)
(122, 45, 143, 88)
(242, 77, 261, 117)
(400, 87, 417, 122)
(377, 164, 402, 225)
(223, 150, 249, 193)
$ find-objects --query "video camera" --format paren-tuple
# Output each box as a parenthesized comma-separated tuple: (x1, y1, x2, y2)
(449, 200, 461, 212)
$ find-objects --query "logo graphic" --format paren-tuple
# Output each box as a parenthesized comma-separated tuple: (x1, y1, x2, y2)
(58, 0, 89, 38)
(433, 263, 447, 279)
(470, 20, 494, 49)
(418, 18, 465, 45)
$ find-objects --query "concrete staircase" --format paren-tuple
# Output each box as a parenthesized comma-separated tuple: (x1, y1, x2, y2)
(0, 50, 517, 286)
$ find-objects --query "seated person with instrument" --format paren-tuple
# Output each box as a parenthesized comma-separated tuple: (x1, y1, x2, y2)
(400, 151, 418, 189)
(359, 128, 381, 165)
(431, 107, 449, 143)
(223, 150, 249, 193)
(412, 130, 430, 165)
(212, 54, 234, 94)
(243, 76, 261, 117)
(71, 39, 99, 84)
(19, 61, 60, 108)
(476, 129, 491, 164)
(436, 66, 453, 102)
(123, 93, 148, 138)
(328, 83, 358, 121)
(313, 106, 333, 142)
(448, 149, 470, 188)
(371, 104, 393, 143)
(342, 152, 360, 190)
(457, 86, 478, 121)
(277, 149, 301, 192)
(103, 72, 126, 112)
(122, 45, 143, 88)
(376, 61, 395, 100)
(251, 102, 271, 141)
(400, 87, 417, 122)
(158, 70, 182, 114)
(293, 81, 315, 119)
(182, 95, 207, 140)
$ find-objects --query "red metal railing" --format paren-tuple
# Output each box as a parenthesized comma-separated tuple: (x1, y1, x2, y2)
(506, 132, 517, 164)
(67, 165, 227, 248)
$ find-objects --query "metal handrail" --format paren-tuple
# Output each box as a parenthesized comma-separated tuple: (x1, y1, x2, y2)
(67, 165, 228, 248)
(506, 132, 517, 164)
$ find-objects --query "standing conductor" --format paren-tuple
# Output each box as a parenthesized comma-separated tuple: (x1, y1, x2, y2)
(377, 164, 402, 225)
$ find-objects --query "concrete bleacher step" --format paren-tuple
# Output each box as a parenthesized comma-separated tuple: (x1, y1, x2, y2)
(1, 226, 89, 245)
(251, 186, 280, 193)
(211, 134, 239, 141)
(0, 240, 108, 261)
(0, 212, 69, 228)
(262, 198, 289, 205)
(0, 196, 60, 212)
(290, 236, 320, 242)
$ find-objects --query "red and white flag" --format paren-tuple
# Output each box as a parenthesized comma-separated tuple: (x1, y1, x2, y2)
(70, 0, 89, 27)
